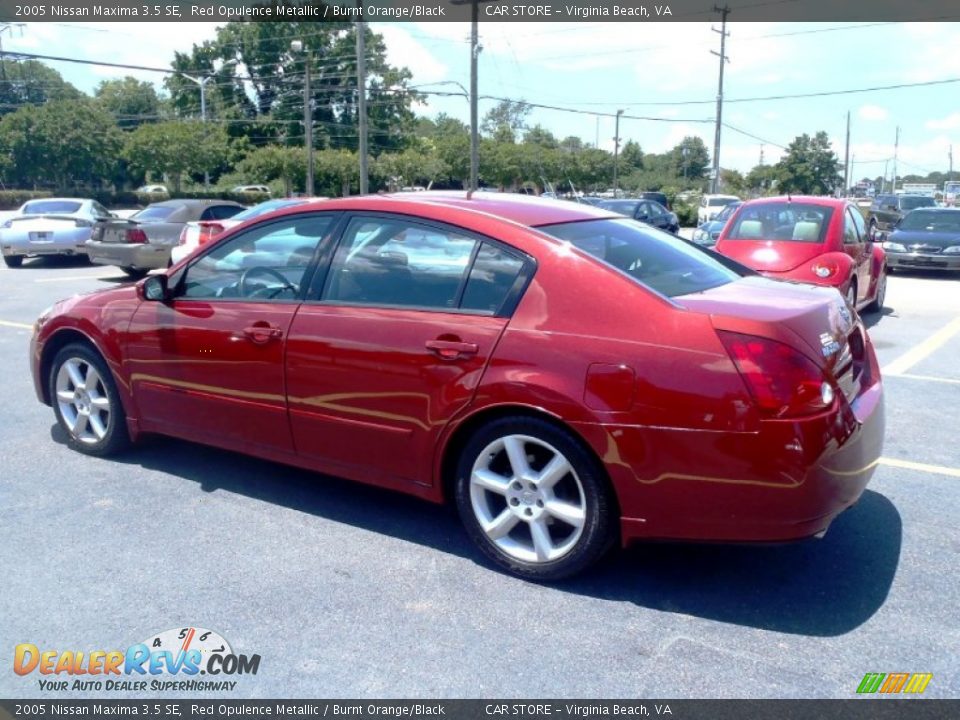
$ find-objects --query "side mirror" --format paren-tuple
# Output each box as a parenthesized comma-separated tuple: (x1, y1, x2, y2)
(141, 274, 170, 302)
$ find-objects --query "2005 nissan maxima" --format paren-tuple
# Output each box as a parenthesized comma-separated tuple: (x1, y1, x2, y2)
(30, 193, 884, 580)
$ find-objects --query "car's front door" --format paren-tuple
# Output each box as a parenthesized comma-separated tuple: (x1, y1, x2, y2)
(124, 213, 336, 456)
(842, 206, 870, 302)
(285, 214, 531, 490)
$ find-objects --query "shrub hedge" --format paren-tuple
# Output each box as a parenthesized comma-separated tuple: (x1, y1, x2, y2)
(0, 189, 270, 210)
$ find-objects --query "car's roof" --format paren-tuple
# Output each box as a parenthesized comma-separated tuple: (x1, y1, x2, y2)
(288, 191, 618, 228)
(24, 197, 89, 203)
(739, 195, 846, 207)
(149, 198, 245, 208)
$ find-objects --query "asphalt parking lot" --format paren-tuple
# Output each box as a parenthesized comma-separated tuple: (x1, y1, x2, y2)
(1, 256, 958, 699)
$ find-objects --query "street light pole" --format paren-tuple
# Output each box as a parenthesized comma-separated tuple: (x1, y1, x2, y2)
(469, 1, 480, 194)
(291, 40, 314, 197)
(356, 20, 368, 195)
(612, 109, 623, 196)
(181, 73, 213, 188)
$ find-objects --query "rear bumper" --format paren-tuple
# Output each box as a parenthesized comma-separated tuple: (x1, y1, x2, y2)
(573, 379, 884, 545)
(86, 241, 169, 270)
(3, 238, 89, 257)
(886, 253, 960, 271)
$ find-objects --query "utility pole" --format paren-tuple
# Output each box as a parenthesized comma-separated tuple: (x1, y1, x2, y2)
(710, 5, 730, 194)
(843, 110, 851, 196)
(949, 145, 954, 181)
(469, 0, 480, 194)
(759, 144, 764, 166)
(612, 109, 624, 195)
(891, 125, 900, 194)
(356, 18, 368, 195)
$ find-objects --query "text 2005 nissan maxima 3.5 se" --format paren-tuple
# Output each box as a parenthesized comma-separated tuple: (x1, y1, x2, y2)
(30, 193, 884, 581)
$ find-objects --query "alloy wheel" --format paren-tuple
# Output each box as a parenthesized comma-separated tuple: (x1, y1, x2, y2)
(469, 434, 587, 564)
(55, 357, 113, 445)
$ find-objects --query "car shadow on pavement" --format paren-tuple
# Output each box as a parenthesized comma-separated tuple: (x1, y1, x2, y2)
(862, 305, 895, 329)
(16, 256, 92, 270)
(51, 428, 901, 638)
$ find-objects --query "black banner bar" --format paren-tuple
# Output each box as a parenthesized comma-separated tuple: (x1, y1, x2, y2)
(1, 700, 958, 720)
(1, 0, 959, 23)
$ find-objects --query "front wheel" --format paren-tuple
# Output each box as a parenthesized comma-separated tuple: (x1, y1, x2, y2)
(49, 343, 130, 457)
(455, 417, 615, 581)
(3, 255, 23, 268)
(845, 280, 858, 310)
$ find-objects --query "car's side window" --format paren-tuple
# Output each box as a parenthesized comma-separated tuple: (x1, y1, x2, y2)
(843, 209, 861, 245)
(323, 217, 477, 311)
(178, 214, 334, 302)
(849, 207, 868, 240)
(461, 242, 525, 314)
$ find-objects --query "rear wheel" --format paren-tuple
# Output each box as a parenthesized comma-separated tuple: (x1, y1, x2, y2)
(865, 271, 887, 313)
(455, 417, 615, 581)
(3, 255, 23, 268)
(120, 266, 147, 279)
(845, 280, 858, 310)
(49, 343, 130, 457)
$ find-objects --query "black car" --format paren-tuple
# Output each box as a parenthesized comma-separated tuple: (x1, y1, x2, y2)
(868, 193, 937, 232)
(597, 198, 680, 234)
(881, 207, 960, 272)
(638, 191, 671, 210)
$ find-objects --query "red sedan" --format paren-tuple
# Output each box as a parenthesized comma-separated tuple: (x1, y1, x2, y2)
(30, 193, 884, 580)
(714, 196, 887, 312)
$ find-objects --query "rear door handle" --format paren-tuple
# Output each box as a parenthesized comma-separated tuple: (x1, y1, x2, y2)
(241, 323, 283, 344)
(425, 339, 479, 360)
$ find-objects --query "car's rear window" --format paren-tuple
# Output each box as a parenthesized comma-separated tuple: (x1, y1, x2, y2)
(537, 218, 740, 298)
(725, 202, 833, 243)
(22, 200, 82, 215)
(598, 200, 639, 214)
(899, 210, 960, 232)
(900, 196, 936, 211)
(233, 200, 307, 221)
(709, 197, 737, 207)
(133, 205, 178, 222)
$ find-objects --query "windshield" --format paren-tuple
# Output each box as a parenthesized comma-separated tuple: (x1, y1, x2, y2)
(725, 202, 833, 243)
(133, 205, 178, 222)
(899, 210, 960, 232)
(22, 200, 83, 215)
(714, 202, 742, 222)
(709, 197, 737, 207)
(598, 200, 639, 214)
(537, 218, 740, 298)
(233, 199, 307, 221)
(900, 196, 936, 211)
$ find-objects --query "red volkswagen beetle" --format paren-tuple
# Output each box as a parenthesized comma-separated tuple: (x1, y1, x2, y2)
(714, 196, 887, 312)
(30, 193, 884, 580)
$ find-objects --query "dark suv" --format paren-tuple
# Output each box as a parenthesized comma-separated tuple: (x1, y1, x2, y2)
(868, 193, 937, 232)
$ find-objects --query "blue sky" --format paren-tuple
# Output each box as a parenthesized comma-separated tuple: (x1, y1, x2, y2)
(7, 21, 960, 180)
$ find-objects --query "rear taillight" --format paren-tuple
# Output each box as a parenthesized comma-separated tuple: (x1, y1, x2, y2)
(719, 331, 833, 418)
(812, 261, 838, 279)
(125, 228, 148, 244)
(197, 222, 225, 246)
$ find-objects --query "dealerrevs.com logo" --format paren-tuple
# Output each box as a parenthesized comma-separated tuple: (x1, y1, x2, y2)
(14, 627, 261, 692)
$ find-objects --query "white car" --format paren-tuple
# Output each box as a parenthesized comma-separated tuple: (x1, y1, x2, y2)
(137, 184, 169, 195)
(170, 198, 315, 265)
(1, 198, 114, 268)
(697, 194, 741, 224)
(232, 185, 272, 196)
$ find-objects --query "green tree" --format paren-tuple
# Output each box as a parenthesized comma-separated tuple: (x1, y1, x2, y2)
(720, 169, 747, 196)
(774, 131, 842, 195)
(95, 77, 162, 129)
(481, 100, 531, 143)
(745, 164, 778, 194)
(123, 121, 239, 191)
(0, 99, 122, 188)
(237, 144, 305, 196)
(0, 60, 83, 117)
(668, 136, 710, 180)
(375, 148, 447, 190)
(620, 140, 644, 173)
(166, 22, 419, 154)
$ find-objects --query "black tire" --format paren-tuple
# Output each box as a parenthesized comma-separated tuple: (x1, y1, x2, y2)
(49, 343, 131, 457)
(454, 416, 615, 581)
(120, 266, 147, 279)
(3, 255, 23, 268)
(845, 279, 858, 310)
(865, 271, 887, 314)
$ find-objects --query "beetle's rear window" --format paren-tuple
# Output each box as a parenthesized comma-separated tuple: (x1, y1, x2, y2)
(537, 218, 740, 298)
(725, 202, 833, 243)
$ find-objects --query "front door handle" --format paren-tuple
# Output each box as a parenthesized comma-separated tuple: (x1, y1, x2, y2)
(425, 339, 479, 360)
(241, 322, 283, 344)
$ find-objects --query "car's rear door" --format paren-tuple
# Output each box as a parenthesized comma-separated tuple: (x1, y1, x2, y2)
(124, 213, 336, 456)
(842, 205, 870, 302)
(284, 214, 532, 490)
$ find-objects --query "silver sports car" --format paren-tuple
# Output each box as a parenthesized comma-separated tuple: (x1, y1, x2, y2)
(1, 198, 115, 268)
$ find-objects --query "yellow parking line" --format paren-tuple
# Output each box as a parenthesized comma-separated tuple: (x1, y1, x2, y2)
(879, 457, 960, 478)
(882, 316, 960, 376)
(896, 373, 960, 386)
(0, 320, 32, 330)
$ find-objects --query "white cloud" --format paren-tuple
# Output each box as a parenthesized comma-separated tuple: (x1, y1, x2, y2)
(926, 113, 960, 131)
(858, 105, 888, 122)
